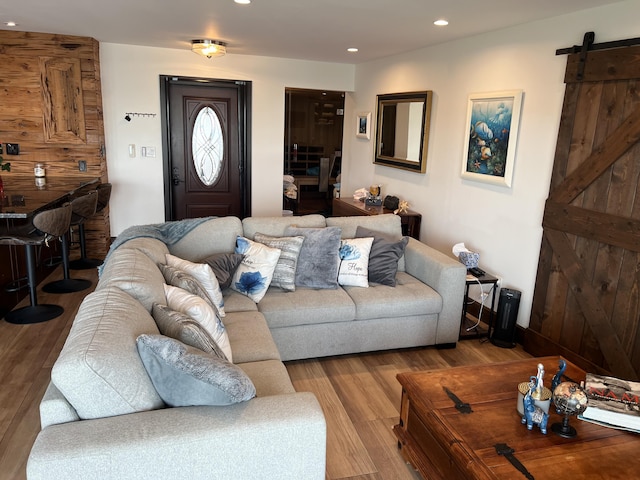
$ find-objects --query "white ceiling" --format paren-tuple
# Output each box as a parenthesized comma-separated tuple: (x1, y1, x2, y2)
(0, 0, 626, 63)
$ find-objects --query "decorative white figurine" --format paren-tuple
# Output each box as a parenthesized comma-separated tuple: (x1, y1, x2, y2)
(395, 200, 409, 214)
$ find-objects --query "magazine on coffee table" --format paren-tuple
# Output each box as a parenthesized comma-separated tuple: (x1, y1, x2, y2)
(578, 373, 640, 433)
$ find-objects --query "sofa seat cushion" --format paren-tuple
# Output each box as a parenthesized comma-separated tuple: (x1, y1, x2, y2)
(51, 287, 164, 419)
(344, 272, 442, 320)
(221, 289, 259, 313)
(96, 247, 165, 312)
(223, 311, 282, 363)
(258, 287, 355, 328)
(238, 360, 296, 396)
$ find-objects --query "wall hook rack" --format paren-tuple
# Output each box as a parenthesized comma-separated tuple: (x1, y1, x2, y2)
(124, 112, 156, 121)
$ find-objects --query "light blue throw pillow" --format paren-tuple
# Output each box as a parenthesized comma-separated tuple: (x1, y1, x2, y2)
(136, 334, 256, 407)
(283, 226, 342, 289)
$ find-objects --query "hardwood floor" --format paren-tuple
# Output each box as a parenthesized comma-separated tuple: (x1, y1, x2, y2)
(0, 267, 531, 480)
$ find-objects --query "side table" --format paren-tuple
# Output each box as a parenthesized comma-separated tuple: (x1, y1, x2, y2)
(331, 197, 422, 240)
(459, 271, 499, 340)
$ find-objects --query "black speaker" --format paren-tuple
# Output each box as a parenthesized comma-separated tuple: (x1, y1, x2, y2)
(490, 288, 521, 348)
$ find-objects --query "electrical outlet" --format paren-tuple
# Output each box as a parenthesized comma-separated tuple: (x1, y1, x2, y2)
(6, 143, 19, 155)
(78, 160, 87, 172)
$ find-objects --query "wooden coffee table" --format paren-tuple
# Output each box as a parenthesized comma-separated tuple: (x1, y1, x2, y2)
(393, 356, 640, 479)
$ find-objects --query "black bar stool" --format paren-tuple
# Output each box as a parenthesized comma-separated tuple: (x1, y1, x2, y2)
(0, 203, 72, 324)
(42, 191, 96, 294)
(70, 183, 111, 270)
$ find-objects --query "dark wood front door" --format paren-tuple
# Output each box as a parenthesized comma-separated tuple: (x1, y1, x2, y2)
(160, 76, 251, 220)
(528, 34, 640, 380)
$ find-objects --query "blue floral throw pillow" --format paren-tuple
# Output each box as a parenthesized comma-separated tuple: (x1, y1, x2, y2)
(338, 237, 374, 287)
(231, 236, 281, 302)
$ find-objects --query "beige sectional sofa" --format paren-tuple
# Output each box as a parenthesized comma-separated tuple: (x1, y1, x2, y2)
(26, 213, 466, 480)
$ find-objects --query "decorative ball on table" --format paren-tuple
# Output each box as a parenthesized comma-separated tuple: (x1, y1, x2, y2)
(551, 381, 588, 438)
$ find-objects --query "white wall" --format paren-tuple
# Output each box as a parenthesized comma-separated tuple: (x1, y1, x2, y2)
(342, 0, 640, 327)
(100, 0, 638, 329)
(100, 45, 354, 235)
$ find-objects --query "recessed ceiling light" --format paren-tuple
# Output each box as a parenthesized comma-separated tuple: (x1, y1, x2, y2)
(434, 19, 449, 26)
(234, 0, 251, 4)
(4, 21, 18, 27)
(347, 47, 358, 53)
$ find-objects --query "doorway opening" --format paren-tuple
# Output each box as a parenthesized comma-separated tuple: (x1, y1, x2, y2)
(284, 88, 344, 215)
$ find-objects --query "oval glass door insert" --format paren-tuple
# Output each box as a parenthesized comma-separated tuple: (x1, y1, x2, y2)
(192, 106, 224, 186)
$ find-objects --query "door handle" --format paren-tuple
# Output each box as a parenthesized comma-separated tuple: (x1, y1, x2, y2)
(172, 167, 182, 186)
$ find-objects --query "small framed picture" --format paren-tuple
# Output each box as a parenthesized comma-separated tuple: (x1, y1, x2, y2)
(356, 112, 371, 140)
(461, 90, 523, 187)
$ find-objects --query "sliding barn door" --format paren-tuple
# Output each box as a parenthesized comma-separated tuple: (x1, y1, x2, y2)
(529, 36, 640, 380)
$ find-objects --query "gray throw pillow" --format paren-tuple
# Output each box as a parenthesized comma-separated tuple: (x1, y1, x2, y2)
(254, 232, 304, 291)
(136, 334, 256, 407)
(201, 253, 244, 289)
(283, 226, 342, 289)
(158, 264, 214, 307)
(151, 303, 228, 361)
(355, 226, 408, 287)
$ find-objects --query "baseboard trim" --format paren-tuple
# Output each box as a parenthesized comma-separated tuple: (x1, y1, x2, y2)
(520, 328, 609, 376)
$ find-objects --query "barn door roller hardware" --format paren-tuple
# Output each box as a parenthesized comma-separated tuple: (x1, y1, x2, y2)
(556, 32, 640, 81)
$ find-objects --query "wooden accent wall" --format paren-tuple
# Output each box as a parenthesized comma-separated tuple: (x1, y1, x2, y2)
(0, 30, 110, 257)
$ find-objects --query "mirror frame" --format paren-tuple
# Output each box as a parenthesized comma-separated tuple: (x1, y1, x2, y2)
(373, 91, 433, 173)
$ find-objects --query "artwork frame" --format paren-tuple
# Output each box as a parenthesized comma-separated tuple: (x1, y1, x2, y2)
(461, 90, 523, 187)
(356, 112, 371, 139)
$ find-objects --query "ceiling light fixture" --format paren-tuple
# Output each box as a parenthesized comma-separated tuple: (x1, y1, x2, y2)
(347, 47, 358, 53)
(234, 0, 251, 4)
(191, 39, 227, 58)
(434, 19, 449, 26)
(4, 21, 18, 27)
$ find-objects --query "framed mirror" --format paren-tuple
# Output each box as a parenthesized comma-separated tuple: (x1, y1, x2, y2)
(374, 91, 432, 173)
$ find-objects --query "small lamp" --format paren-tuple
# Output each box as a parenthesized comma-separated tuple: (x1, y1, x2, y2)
(191, 39, 227, 59)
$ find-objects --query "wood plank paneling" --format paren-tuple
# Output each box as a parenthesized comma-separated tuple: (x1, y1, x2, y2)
(0, 30, 110, 308)
(530, 39, 640, 380)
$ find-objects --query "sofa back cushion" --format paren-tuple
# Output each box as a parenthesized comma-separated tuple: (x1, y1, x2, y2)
(241, 214, 326, 239)
(169, 216, 243, 261)
(51, 287, 165, 419)
(114, 237, 170, 265)
(326, 214, 406, 271)
(96, 247, 166, 311)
